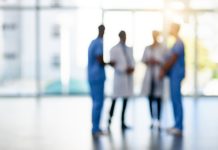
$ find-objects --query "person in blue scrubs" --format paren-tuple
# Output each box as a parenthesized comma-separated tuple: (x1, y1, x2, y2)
(88, 25, 108, 137)
(160, 23, 185, 136)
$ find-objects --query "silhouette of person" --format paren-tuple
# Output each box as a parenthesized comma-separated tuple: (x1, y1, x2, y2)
(141, 30, 167, 130)
(160, 23, 185, 136)
(88, 24, 108, 137)
(108, 31, 135, 130)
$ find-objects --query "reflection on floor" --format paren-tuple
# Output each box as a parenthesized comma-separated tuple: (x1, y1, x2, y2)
(0, 97, 218, 150)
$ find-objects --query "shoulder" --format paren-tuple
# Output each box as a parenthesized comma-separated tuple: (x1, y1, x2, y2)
(172, 39, 184, 54)
(177, 38, 184, 46)
(95, 38, 103, 45)
(145, 45, 152, 51)
(92, 38, 102, 46)
(175, 39, 185, 52)
(90, 39, 97, 46)
(111, 43, 120, 51)
(126, 45, 132, 50)
(88, 40, 95, 50)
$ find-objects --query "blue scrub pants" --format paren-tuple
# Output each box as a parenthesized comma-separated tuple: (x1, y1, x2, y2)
(170, 77, 183, 130)
(89, 81, 105, 133)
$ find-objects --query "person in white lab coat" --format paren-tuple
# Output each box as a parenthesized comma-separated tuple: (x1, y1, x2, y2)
(141, 30, 167, 130)
(108, 30, 135, 130)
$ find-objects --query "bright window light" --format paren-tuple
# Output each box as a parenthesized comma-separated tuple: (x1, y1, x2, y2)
(168, 1, 185, 10)
(58, 14, 72, 93)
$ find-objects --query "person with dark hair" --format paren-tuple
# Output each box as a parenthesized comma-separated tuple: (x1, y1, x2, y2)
(88, 24, 108, 138)
(160, 23, 185, 136)
(108, 30, 135, 130)
(141, 30, 167, 130)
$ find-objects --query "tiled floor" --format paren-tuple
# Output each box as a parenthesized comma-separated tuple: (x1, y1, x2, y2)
(0, 96, 218, 150)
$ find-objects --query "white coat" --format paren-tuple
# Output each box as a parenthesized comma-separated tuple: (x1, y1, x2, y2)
(141, 44, 167, 97)
(110, 43, 135, 98)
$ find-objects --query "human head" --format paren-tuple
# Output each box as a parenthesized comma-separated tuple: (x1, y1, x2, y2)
(152, 30, 160, 43)
(119, 30, 126, 44)
(98, 24, 105, 38)
(169, 23, 181, 37)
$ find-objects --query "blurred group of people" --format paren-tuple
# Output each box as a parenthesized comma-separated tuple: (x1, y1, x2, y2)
(87, 23, 185, 138)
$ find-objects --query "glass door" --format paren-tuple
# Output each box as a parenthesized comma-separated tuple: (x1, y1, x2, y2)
(196, 13, 218, 96)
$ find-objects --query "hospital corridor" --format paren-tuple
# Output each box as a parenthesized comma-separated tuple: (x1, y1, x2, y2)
(0, 0, 218, 149)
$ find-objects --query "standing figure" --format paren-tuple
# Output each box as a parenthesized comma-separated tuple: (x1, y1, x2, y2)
(108, 31, 135, 130)
(88, 25, 107, 137)
(141, 31, 167, 130)
(160, 23, 185, 136)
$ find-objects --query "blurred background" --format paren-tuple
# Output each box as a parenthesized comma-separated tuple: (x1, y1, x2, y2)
(1, 1, 218, 150)
(0, 0, 217, 97)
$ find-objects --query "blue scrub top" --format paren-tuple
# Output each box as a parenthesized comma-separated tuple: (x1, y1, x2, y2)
(88, 37, 106, 83)
(169, 38, 185, 80)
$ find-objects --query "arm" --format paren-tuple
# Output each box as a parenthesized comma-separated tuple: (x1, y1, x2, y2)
(159, 52, 178, 79)
(142, 47, 149, 65)
(162, 53, 178, 71)
(110, 48, 126, 73)
(127, 47, 135, 74)
(148, 58, 162, 65)
(108, 61, 115, 67)
(142, 55, 159, 66)
(159, 44, 169, 65)
(95, 40, 106, 66)
(159, 41, 184, 79)
(162, 41, 183, 72)
(141, 47, 159, 66)
(96, 55, 105, 66)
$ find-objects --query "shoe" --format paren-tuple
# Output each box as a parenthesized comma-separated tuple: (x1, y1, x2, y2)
(121, 124, 132, 130)
(156, 121, 161, 131)
(92, 130, 107, 138)
(150, 124, 154, 129)
(167, 127, 183, 136)
(108, 118, 111, 130)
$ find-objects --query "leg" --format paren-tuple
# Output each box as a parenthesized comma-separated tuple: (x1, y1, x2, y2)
(90, 82, 105, 133)
(108, 98, 116, 126)
(170, 78, 183, 130)
(121, 98, 128, 127)
(157, 97, 162, 121)
(149, 78, 155, 124)
(148, 95, 154, 120)
(89, 83, 96, 132)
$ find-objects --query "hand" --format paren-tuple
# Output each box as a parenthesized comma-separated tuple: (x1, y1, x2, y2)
(149, 58, 160, 65)
(159, 68, 165, 80)
(149, 58, 156, 65)
(154, 60, 161, 65)
(108, 61, 116, 67)
(126, 67, 134, 75)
